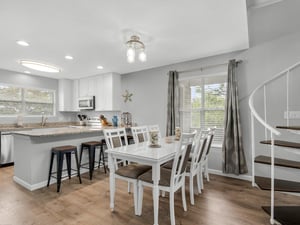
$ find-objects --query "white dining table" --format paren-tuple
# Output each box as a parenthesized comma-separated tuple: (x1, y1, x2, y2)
(106, 139, 179, 225)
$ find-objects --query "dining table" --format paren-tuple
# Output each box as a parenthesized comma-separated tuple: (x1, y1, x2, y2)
(106, 137, 179, 225)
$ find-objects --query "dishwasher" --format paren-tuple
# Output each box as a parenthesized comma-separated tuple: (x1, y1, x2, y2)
(0, 131, 14, 167)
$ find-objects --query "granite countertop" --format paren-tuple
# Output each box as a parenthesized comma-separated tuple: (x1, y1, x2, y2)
(0, 122, 77, 132)
(12, 126, 105, 137)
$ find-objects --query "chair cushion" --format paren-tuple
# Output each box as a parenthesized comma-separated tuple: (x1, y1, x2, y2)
(162, 160, 173, 169)
(138, 168, 172, 187)
(115, 164, 151, 179)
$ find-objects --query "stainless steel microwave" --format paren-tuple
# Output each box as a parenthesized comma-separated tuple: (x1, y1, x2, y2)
(78, 96, 95, 110)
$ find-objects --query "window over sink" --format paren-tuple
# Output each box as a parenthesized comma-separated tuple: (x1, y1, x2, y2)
(0, 83, 55, 116)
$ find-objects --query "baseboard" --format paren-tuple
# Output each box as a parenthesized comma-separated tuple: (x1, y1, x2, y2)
(13, 176, 49, 191)
(208, 169, 252, 182)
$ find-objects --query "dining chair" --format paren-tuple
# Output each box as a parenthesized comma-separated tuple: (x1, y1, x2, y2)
(131, 126, 150, 144)
(103, 127, 151, 215)
(185, 131, 208, 204)
(137, 132, 196, 225)
(196, 128, 215, 192)
(201, 128, 215, 184)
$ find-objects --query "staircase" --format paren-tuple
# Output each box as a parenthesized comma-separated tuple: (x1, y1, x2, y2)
(249, 61, 300, 225)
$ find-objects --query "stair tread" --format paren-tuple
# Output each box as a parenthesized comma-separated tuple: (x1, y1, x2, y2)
(255, 155, 300, 169)
(260, 140, 300, 149)
(255, 176, 300, 192)
(277, 125, 300, 131)
(262, 206, 300, 225)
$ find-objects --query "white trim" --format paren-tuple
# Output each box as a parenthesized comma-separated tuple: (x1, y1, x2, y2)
(13, 176, 51, 191)
(208, 169, 252, 182)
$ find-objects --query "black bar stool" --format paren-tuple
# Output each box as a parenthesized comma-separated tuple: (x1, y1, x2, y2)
(47, 145, 82, 192)
(79, 141, 106, 180)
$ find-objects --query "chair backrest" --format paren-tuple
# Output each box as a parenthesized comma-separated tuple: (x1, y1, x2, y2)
(171, 132, 196, 187)
(205, 128, 215, 156)
(148, 124, 161, 138)
(131, 126, 149, 143)
(103, 127, 128, 149)
(189, 131, 208, 172)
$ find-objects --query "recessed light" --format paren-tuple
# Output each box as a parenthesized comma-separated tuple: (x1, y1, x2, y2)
(24, 71, 31, 74)
(65, 55, 73, 60)
(19, 60, 60, 73)
(16, 40, 29, 47)
(97, 65, 103, 70)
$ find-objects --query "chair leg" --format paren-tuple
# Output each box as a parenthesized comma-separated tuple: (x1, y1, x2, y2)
(196, 170, 202, 194)
(189, 174, 194, 205)
(79, 145, 83, 167)
(47, 152, 55, 187)
(66, 152, 72, 179)
(182, 184, 187, 211)
(169, 191, 175, 225)
(133, 181, 138, 215)
(74, 150, 82, 184)
(88, 146, 96, 180)
(128, 182, 131, 193)
(56, 152, 64, 192)
(137, 181, 143, 216)
(205, 162, 210, 182)
(161, 190, 166, 197)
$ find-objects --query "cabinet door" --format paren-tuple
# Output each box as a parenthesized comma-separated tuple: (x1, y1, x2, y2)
(87, 77, 96, 96)
(95, 76, 104, 111)
(102, 74, 113, 110)
(58, 79, 72, 111)
(79, 78, 89, 97)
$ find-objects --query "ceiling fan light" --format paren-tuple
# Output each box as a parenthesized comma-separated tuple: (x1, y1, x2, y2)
(127, 47, 135, 57)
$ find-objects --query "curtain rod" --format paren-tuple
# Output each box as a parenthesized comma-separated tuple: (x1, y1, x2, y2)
(178, 60, 243, 74)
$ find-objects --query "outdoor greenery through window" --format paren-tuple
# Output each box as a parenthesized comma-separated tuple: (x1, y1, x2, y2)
(179, 75, 227, 145)
(0, 84, 55, 116)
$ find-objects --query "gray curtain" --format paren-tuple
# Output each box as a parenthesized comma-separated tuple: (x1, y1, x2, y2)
(166, 71, 179, 136)
(222, 59, 248, 175)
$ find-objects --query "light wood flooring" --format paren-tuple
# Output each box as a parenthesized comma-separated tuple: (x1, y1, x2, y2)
(1, 166, 300, 225)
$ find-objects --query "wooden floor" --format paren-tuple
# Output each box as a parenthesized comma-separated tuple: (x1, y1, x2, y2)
(1, 166, 300, 225)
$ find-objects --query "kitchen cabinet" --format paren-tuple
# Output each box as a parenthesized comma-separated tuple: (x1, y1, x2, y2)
(58, 79, 79, 111)
(95, 73, 121, 111)
(79, 73, 121, 111)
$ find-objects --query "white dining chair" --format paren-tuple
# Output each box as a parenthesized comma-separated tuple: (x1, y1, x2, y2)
(185, 131, 208, 204)
(201, 128, 215, 184)
(103, 127, 151, 215)
(131, 126, 149, 144)
(196, 128, 215, 192)
(137, 132, 196, 225)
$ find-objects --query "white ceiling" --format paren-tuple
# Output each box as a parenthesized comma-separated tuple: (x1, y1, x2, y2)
(0, 0, 249, 79)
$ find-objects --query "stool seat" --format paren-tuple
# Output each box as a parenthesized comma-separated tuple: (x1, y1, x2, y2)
(52, 145, 77, 152)
(47, 145, 81, 192)
(80, 140, 107, 180)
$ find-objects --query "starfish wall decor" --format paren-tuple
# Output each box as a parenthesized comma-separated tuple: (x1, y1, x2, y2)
(122, 89, 133, 103)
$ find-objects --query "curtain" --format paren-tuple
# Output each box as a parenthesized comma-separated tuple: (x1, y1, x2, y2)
(166, 71, 179, 136)
(222, 59, 248, 175)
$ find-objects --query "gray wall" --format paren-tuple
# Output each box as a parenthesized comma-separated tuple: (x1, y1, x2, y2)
(0, 69, 75, 124)
(121, 1, 300, 178)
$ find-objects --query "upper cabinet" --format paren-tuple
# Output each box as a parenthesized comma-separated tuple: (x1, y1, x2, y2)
(58, 79, 79, 112)
(78, 73, 121, 111)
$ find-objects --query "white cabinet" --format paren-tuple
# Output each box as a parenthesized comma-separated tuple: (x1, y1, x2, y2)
(58, 79, 79, 112)
(76, 73, 121, 111)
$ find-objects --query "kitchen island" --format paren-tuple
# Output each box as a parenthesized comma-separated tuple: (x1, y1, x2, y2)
(13, 126, 105, 191)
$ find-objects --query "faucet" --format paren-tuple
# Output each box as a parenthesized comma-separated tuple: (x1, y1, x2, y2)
(41, 112, 48, 127)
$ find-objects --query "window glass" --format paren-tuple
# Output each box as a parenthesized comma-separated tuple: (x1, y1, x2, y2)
(179, 75, 227, 145)
(0, 83, 55, 116)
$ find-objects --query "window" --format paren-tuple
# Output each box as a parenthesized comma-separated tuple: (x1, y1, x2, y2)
(179, 75, 227, 146)
(0, 84, 55, 116)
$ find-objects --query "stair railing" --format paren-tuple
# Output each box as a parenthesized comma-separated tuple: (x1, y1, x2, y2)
(249, 60, 300, 225)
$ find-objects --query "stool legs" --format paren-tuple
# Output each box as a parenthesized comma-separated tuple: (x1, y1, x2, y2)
(56, 152, 64, 192)
(47, 152, 55, 187)
(98, 145, 107, 173)
(74, 150, 82, 184)
(88, 146, 96, 180)
(66, 152, 72, 179)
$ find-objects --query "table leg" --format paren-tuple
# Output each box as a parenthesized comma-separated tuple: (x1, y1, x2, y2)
(152, 163, 160, 225)
(108, 153, 115, 211)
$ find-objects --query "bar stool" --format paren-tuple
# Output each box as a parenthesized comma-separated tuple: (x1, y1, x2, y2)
(47, 145, 82, 192)
(79, 141, 106, 180)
